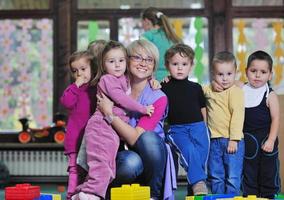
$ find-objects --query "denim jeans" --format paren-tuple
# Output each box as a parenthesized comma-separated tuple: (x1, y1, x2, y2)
(111, 131, 167, 200)
(208, 138, 244, 195)
(167, 122, 209, 185)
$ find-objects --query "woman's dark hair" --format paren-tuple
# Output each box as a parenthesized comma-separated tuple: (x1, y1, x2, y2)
(141, 7, 181, 43)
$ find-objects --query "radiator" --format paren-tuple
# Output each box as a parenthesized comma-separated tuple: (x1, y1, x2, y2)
(0, 150, 186, 177)
(0, 150, 68, 176)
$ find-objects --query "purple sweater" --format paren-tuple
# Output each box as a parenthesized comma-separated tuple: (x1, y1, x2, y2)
(60, 83, 96, 154)
(98, 74, 147, 114)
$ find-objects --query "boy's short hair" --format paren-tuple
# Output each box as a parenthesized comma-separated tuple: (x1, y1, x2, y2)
(212, 51, 237, 71)
(164, 43, 194, 68)
(247, 50, 273, 72)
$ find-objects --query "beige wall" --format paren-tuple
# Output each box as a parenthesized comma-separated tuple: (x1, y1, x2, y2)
(279, 95, 284, 192)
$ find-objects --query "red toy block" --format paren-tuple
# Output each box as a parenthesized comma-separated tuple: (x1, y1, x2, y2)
(5, 183, 40, 200)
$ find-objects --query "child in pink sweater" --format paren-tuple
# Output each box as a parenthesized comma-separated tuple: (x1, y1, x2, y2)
(75, 40, 154, 200)
(60, 50, 97, 200)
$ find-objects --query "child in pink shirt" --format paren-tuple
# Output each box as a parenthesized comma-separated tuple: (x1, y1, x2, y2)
(60, 50, 96, 200)
(75, 40, 154, 200)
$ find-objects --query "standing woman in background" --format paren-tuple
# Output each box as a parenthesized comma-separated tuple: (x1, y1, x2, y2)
(141, 7, 182, 81)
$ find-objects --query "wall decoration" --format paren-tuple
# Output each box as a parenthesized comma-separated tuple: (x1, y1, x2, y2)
(194, 17, 204, 83)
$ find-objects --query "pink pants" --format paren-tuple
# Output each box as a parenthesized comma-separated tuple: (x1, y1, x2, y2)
(66, 153, 78, 200)
(77, 115, 120, 198)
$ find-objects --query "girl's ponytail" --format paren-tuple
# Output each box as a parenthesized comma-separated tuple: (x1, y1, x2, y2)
(159, 14, 182, 43)
(142, 7, 182, 44)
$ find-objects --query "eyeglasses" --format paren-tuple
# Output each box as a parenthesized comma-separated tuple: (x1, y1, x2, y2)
(130, 55, 154, 65)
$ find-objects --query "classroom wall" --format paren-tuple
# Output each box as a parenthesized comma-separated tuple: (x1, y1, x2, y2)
(279, 95, 284, 192)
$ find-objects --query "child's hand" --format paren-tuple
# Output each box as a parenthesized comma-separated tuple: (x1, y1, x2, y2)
(146, 105, 154, 116)
(161, 75, 171, 83)
(235, 80, 244, 88)
(149, 78, 161, 90)
(75, 76, 85, 87)
(227, 140, 238, 154)
(261, 139, 275, 153)
(211, 80, 224, 92)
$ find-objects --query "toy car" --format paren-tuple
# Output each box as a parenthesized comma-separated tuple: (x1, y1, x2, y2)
(18, 113, 66, 144)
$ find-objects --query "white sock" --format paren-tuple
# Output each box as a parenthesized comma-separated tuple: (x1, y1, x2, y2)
(78, 192, 100, 200)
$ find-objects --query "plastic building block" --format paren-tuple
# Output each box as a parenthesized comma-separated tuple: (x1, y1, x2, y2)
(5, 183, 40, 200)
(111, 184, 150, 200)
(40, 193, 61, 200)
(185, 194, 271, 200)
(275, 194, 284, 199)
(233, 196, 269, 200)
(185, 194, 236, 200)
(185, 195, 206, 200)
(246, 195, 257, 199)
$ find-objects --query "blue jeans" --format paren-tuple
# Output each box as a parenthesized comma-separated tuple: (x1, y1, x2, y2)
(167, 122, 209, 185)
(111, 131, 167, 200)
(208, 138, 244, 195)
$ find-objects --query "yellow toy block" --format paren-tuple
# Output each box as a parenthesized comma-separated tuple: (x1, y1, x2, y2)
(246, 195, 257, 200)
(111, 183, 150, 200)
(40, 193, 62, 200)
(51, 194, 62, 200)
(185, 196, 195, 200)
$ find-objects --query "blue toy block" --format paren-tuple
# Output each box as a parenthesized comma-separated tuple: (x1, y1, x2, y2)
(202, 194, 235, 200)
(40, 193, 61, 200)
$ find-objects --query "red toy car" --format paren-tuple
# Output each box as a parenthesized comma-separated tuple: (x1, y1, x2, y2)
(18, 113, 66, 144)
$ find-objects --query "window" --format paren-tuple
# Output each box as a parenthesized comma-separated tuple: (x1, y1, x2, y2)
(233, 18, 284, 94)
(0, 0, 50, 10)
(78, 0, 204, 9)
(232, 0, 283, 6)
(0, 19, 53, 131)
(77, 20, 110, 50)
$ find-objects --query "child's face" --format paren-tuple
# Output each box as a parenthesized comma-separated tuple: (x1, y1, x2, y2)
(213, 62, 236, 90)
(104, 48, 127, 77)
(246, 59, 272, 88)
(70, 57, 91, 83)
(167, 53, 193, 80)
(141, 18, 153, 31)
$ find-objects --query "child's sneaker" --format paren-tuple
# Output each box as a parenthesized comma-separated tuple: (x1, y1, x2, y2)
(78, 192, 100, 200)
(71, 193, 79, 200)
(192, 181, 208, 195)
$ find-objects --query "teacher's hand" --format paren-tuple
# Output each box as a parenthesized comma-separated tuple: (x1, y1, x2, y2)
(97, 93, 114, 116)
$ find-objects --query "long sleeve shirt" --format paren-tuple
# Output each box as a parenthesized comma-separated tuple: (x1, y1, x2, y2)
(98, 74, 147, 114)
(60, 83, 96, 154)
(203, 85, 244, 140)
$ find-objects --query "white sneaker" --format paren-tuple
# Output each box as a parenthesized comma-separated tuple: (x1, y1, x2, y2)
(78, 192, 100, 200)
(192, 181, 208, 195)
(71, 194, 79, 200)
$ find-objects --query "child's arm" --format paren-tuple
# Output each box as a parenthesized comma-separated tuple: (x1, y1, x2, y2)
(60, 84, 80, 109)
(199, 84, 207, 123)
(201, 107, 207, 123)
(228, 87, 245, 153)
(99, 75, 149, 115)
(262, 91, 280, 152)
